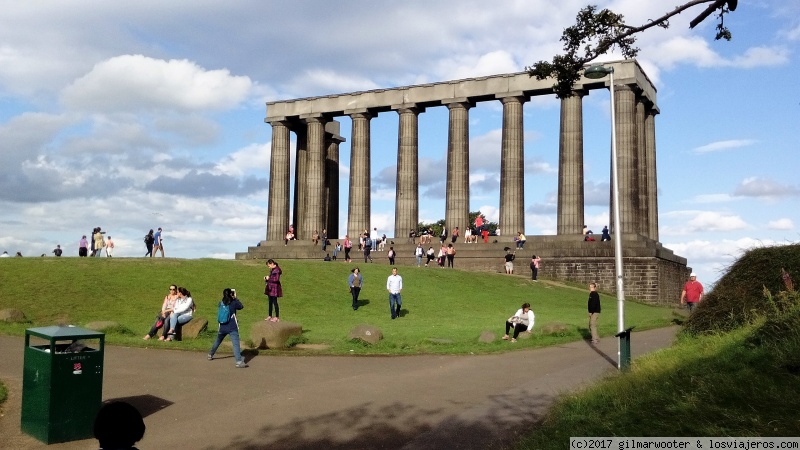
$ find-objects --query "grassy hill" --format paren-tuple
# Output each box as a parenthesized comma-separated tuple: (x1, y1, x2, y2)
(0, 257, 675, 355)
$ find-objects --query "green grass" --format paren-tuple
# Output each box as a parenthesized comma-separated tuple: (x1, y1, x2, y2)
(517, 323, 800, 448)
(0, 379, 6, 406)
(0, 257, 675, 355)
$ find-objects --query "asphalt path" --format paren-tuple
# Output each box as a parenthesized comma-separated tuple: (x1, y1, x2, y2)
(0, 326, 678, 450)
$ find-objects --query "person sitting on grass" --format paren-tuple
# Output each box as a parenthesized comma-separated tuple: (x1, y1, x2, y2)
(143, 284, 178, 341)
(166, 287, 194, 341)
(502, 302, 535, 343)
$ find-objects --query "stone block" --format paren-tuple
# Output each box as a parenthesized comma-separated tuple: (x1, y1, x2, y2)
(478, 331, 496, 343)
(181, 317, 208, 339)
(347, 324, 383, 345)
(251, 321, 302, 349)
(540, 322, 569, 336)
(0, 309, 26, 323)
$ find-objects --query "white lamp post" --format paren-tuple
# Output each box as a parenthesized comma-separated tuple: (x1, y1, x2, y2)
(583, 63, 626, 369)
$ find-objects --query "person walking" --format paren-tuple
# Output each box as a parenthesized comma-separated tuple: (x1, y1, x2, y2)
(343, 235, 353, 262)
(386, 267, 403, 319)
(588, 282, 601, 344)
(144, 229, 154, 257)
(105, 236, 115, 257)
(387, 247, 395, 265)
(364, 243, 373, 263)
(348, 267, 363, 311)
(425, 246, 435, 267)
(530, 255, 541, 281)
(264, 259, 283, 322)
(680, 272, 703, 312)
(414, 243, 424, 267)
(152, 227, 164, 257)
(208, 288, 248, 368)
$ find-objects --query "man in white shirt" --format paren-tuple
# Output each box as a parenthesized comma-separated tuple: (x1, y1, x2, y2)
(371, 227, 379, 251)
(386, 267, 403, 319)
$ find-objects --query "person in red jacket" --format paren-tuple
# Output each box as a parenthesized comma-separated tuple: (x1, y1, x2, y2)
(680, 272, 704, 312)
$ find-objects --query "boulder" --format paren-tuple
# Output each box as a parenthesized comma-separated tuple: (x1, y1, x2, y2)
(251, 321, 302, 349)
(540, 322, 569, 336)
(180, 317, 208, 339)
(0, 309, 26, 323)
(478, 331, 496, 343)
(348, 324, 383, 345)
(84, 321, 119, 331)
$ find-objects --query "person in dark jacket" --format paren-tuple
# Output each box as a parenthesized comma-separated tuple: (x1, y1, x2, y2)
(264, 259, 283, 322)
(208, 288, 248, 368)
(588, 282, 601, 344)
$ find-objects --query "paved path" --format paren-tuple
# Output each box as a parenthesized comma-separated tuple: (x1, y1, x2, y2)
(0, 327, 678, 450)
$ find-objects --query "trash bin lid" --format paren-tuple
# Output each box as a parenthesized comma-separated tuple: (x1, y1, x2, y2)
(26, 325, 105, 341)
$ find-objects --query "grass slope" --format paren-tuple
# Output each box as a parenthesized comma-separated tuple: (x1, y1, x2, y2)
(0, 258, 675, 355)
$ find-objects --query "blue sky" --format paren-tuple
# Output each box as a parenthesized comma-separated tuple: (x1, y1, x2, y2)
(0, 0, 797, 286)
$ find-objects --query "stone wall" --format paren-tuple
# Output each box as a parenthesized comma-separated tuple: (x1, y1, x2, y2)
(237, 234, 690, 305)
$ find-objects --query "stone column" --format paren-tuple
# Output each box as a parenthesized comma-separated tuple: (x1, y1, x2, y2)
(292, 124, 308, 237)
(347, 111, 371, 240)
(498, 95, 526, 237)
(636, 97, 649, 237)
(611, 85, 640, 237)
(394, 106, 421, 239)
(325, 132, 344, 239)
(266, 121, 291, 242)
(444, 100, 471, 235)
(645, 106, 660, 242)
(557, 91, 585, 235)
(303, 116, 326, 241)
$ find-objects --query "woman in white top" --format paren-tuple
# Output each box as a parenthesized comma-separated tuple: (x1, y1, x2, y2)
(166, 287, 194, 341)
(502, 302, 535, 342)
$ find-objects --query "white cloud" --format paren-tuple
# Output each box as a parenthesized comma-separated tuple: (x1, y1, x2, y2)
(661, 210, 749, 235)
(767, 218, 794, 230)
(647, 36, 789, 70)
(61, 55, 253, 113)
(733, 177, 800, 199)
(691, 194, 735, 204)
(693, 139, 756, 153)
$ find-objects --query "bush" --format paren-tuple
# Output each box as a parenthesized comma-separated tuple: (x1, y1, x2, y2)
(684, 244, 800, 334)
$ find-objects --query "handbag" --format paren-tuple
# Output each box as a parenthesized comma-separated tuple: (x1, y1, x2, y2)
(155, 315, 164, 328)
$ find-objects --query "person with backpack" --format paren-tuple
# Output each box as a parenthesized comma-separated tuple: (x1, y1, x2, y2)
(144, 229, 155, 257)
(208, 288, 248, 368)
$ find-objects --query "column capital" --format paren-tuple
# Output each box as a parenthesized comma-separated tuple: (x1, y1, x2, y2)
(300, 113, 326, 123)
(442, 98, 474, 109)
(495, 92, 530, 103)
(346, 110, 373, 120)
(391, 103, 425, 114)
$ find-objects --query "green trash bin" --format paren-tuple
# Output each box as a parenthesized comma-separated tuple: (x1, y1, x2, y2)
(615, 326, 635, 371)
(21, 325, 105, 444)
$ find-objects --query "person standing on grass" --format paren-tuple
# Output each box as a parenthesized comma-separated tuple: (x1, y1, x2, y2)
(504, 248, 515, 274)
(530, 255, 541, 281)
(348, 267, 363, 311)
(446, 243, 456, 268)
(502, 302, 534, 343)
(414, 243, 424, 267)
(144, 229, 154, 257)
(387, 247, 395, 265)
(208, 288, 248, 368)
(588, 283, 601, 344)
(386, 267, 403, 319)
(680, 272, 703, 312)
(264, 259, 283, 322)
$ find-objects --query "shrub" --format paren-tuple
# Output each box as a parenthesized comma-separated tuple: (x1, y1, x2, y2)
(684, 244, 800, 334)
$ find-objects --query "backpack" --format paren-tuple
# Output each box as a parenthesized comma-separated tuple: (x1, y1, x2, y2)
(217, 301, 231, 324)
(144, 234, 153, 245)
